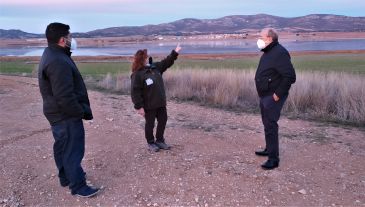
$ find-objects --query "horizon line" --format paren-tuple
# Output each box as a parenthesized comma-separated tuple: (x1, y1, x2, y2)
(1, 13, 364, 34)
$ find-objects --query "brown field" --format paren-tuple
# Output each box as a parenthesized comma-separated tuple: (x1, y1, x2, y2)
(98, 68, 365, 126)
(1, 31, 364, 206)
(1, 73, 364, 206)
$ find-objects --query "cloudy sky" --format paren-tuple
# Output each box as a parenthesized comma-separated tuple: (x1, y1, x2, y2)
(0, 0, 364, 33)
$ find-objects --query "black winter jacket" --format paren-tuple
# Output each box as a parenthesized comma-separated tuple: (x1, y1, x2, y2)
(38, 44, 93, 125)
(255, 41, 296, 98)
(131, 50, 178, 110)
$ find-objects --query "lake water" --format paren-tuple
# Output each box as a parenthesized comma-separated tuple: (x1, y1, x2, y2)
(1, 39, 365, 56)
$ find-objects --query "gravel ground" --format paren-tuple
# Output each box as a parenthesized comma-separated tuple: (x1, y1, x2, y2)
(0, 75, 364, 206)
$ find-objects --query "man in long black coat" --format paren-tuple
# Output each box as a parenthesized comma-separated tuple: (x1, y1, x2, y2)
(38, 22, 99, 197)
(254, 28, 296, 170)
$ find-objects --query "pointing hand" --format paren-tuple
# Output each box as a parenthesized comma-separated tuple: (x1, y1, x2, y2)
(175, 43, 182, 53)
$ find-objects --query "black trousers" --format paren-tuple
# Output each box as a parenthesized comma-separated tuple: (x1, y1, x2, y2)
(259, 95, 287, 162)
(144, 107, 167, 144)
(51, 117, 86, 193)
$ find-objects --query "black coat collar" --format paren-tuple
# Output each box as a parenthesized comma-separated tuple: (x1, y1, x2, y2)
(261, 40, 279, 53)
(48, 43, 72, 57)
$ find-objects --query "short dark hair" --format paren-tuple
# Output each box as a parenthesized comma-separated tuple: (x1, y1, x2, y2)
(45, 22, 70, 44)
(267, 28, 279, 42)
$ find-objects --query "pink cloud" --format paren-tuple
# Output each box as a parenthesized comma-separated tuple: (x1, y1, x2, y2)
(0, 0, 163, 6)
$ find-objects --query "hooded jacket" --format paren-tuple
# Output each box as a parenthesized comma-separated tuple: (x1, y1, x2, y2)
(255, 41, 296, 98)
(38, 44, 93, 125)
(131, 50, 178, 110)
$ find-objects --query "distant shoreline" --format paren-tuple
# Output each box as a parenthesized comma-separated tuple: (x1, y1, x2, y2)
(1, 49, 365, 62)
(1, 32, 364, 48)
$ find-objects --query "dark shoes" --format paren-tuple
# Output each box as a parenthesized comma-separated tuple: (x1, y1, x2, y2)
(155, 141, 171, 150)
(148, 143, 160, 152)
(148, 142, 171, 152)
(255, 148, 269, 156)
(72, 185, 100, 198)
(261, 159, 279, 170)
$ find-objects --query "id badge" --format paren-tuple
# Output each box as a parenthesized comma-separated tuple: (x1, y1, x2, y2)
(146, 78, 153, 86)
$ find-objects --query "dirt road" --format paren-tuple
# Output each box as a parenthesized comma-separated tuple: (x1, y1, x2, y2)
(0, 75, 364, 206)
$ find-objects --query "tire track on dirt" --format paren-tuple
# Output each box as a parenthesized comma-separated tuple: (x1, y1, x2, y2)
(0, 128, 50, 148)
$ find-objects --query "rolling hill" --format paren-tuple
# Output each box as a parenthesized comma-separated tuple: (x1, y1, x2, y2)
(1, 14, 364, 39)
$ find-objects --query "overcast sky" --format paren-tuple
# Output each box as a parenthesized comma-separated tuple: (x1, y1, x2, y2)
(0, 0, 364, 33)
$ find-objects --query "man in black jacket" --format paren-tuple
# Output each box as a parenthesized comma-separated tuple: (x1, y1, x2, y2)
(38, 23, 99, 197)
(254, 28, 296, 170)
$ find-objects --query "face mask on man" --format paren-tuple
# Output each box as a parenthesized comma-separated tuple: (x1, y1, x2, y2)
(257, 39, 266, 50)
(65, 38, 77, 50)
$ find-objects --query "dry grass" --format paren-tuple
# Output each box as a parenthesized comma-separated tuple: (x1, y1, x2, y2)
(163, 69, 258, 109)
(98, 69, 365, 126)
(286, 72, 365, 124)
(98, 73, 131, 94)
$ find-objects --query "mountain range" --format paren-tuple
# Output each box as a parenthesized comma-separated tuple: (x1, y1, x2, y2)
(1, 14, 364, 39)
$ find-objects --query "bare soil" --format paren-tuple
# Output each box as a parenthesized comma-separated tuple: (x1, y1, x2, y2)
(0, 75, 364, 206)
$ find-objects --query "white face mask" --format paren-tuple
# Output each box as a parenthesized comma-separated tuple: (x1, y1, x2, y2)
(66, 38, 77, 50)
(257, 39, 266, 50)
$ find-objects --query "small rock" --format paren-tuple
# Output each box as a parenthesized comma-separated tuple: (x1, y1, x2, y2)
(212, 194, 216, 198)
(195, 196, 199, 203)
(298, 189, 307, 195)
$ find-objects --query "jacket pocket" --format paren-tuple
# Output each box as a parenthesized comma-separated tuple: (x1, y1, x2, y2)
(43, 97, 60, 115)
(255, 76, 272, 92)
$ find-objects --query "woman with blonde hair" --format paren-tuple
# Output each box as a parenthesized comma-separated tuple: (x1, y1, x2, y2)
(131, 44, 181, 152)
